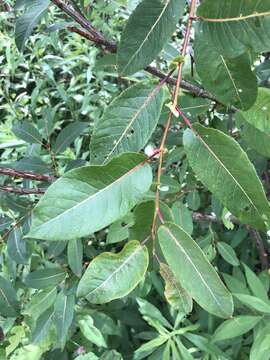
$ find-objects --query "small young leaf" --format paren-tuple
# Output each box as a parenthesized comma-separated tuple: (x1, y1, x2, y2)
(213, 315, 262, 342)
(32, 307, 54, 344)
(158, 222, 233, 318)
(7, 227, 30, 265)
(243, 264, 269, 303)
(77, 240, 149, 304)
(117, 0, 185, 75)
(172, 202, 193, 235)
(0, 276, 19, 317)
(53, 122, 88, 154)
(67, 238, 83, 277)
(24, 268, 66, 289)
(29, 153, 152, 241)
(54, 292, 75, 349)
(217, 242, 239, 266)
(12, 121, 43, 144)
(78, 315, 107, 348)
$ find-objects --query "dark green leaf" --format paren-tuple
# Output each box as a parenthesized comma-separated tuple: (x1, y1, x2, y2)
(54, 292, 75, 349)
(213, 315, 262, 342)
(15, 0, 50, 51)
(67, 238, 83, 277)
(117, 0, 185, 75)
(32, 307, 54, 344)
(7, 228, 30, 265)
(24, 268, 66, 289)
(183, 124, 270, 230)
(0, 276, 19, 317)
(53, 122, 88, 154)
(158, 222, 233, 318)
(12, 121, 43, 144)
(90, 83, 165, 164)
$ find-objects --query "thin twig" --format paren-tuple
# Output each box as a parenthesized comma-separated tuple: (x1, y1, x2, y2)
(0, 167, 55, 182)
(51, 0, 221, 104)
(152, 0, 197, 244)
(247, 227, 269, 270)
(0, 186, 46, 195)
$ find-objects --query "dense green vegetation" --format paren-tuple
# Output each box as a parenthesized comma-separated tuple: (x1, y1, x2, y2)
(1, 0, 270, 359)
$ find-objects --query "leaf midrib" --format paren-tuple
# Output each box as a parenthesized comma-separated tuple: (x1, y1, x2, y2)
(162, 225, 229, 317)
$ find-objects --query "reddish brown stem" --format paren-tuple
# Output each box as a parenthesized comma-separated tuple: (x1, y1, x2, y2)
(0, 186, 46, 195)
(0, 167, 55, 182)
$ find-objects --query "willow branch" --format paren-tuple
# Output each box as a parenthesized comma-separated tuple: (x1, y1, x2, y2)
(51, 0, 220, 103)
(0, 167, 55, 182)
(0, 186, 46, 195)
(247, 227, 269, 270)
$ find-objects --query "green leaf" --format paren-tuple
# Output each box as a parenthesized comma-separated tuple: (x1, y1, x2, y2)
(194, 33, 257, 110)
(7, 228, 30, 265)
(12, 121, 43, 145)
(133, 336, 168, 360)
(186, 190, 201, 211)
(32, 307, 54, 344)
(0, 276, 19, 317)
(160, 263, 193, 314)
(67, 238, 83, 277)
(237, 88, 270, 134)
(77, 240, 149, 303)
(90, 83, 165, 164)
(197, 0, 270, 58)
(234, 293, 270, 314)
(15, 0, 50, 51)
(117, 0, 185, 75)
(213, 315, 262, 342)
(78, 315, 107, 348)
(217, 242, 239, 266)
(243, 264, 269, 303)
(28, 153, 152, 241)
(24, 287, 57, 319)
(250, 323, 270, 360)
(158, 222, 233, 318)
(53, 122, 88, 154)
(236, 114, 270, 158)
(10, 344, 44, 360)
(137, 298, 172, 331)
(54, 292, 75, 349)
(100, 350, 123, 360)
(183, 124, 270, 230)
(24, 268, 66, 289)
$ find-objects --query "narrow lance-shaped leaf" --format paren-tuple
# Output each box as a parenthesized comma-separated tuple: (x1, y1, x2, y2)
(213, 316, 262, 342)
(77, 240, 149, 304)
(68, 238, 83, 277)
(53, 122, 88, 154)
(0, 276, 19, 317)
(158, 222, 233, 318)
(54, 292, 75, 349)
(160, 263, 193, 314)
(24, 267, 66, 289)
(197, 0, 270, 58)
(183, 124, 270, 230)
(32, 307, 54, 344)
(7, 227, 30, 265)
(217, 242, 239, 267)
(28, 153, 152, 241)
(117, 0, 185, 75)
(15, 0, 50, 51)
(90, 83, 165, 164)
(12, 120, 43, 144)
